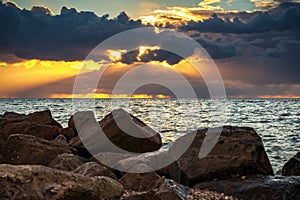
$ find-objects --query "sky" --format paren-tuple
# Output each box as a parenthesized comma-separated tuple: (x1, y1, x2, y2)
(0, 0, 300, 98)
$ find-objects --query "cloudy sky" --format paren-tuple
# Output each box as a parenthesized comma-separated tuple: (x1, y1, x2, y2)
(0, 0, 300, 98)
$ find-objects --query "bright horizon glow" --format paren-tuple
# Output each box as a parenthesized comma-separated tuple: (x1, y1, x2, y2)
(49, 93, 171, 99)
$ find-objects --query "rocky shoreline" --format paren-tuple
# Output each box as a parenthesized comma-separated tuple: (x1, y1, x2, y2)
(0, 109, 299, 199)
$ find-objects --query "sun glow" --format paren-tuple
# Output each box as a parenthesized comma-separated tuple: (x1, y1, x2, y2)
(137, 45, 161, 61)
(140, 7, 212, 26)
(50, 93, 170, 99)
(0, 59, 82, 94)
(107, 49, 127, 62)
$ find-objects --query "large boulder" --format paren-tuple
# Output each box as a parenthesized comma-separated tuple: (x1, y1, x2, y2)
(0, 134, 71, 165)
(0, 164, 123, 200)
(194, 175, 300, 200)
(99, 109, 162, 153)
(169, 126, 274, 186)
(0, 110, 74, 141)
(69, 109, 162, 158)
(282, 152, 300, 176)
(48, 153, 84, 171)
(73, 162, 117, 180)
(0, 122, 74, 141)
(2, 110, 62, 128)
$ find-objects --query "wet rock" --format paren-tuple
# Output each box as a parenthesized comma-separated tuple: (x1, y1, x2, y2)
(1, 134, 71, 165)
(73, 162, 117, 179)
(169, 126, 274, 186)
(0, 164, 123, 200)
(70, 109, 162, 158)
(194, 175, 300, 200)
(282, 152, 300, 176)
(48, 153, 83, 171)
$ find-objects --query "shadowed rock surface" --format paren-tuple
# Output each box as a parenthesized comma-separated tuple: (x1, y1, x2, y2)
(121, 178, 188, 200)
(90, 152, 133, 167)
(194, 175, 300, 200)
(113, 150, 170, 174)
(0, 164, 123, 200)
(282, 152, 300, 176)
(73, 162, 118, 180)
(169, 126, 274, 186)
(120, 171, 164, 192)
(48, 153, 83, 171)
(1, 122, 74, 141)
(0, 110, 73, 141)
(69, 109, 162, 158)
(1, 134, 71, 165)
(2, 110, 62, 128)
(1, 110, 295, 200)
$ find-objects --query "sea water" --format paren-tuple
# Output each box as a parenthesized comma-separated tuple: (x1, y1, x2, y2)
(1, 98, 299, 173)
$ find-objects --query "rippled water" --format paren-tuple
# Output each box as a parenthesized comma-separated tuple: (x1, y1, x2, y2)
(0, 98, 299, 173)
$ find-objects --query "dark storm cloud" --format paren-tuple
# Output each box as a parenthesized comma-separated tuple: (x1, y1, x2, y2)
(181, 3, 300, 34)
(0, 1, 300, 64)
(120, 49, 183, 65)
(0, 2, 143, 61)
(196, 37, 243, 59)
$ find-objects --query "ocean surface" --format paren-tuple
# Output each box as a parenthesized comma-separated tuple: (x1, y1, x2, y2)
(1, 98, 299, 173)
